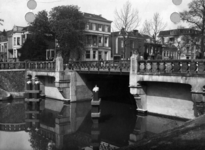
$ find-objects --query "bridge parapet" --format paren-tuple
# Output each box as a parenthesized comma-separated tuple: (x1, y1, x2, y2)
(138, 59, 205, 76)
(66, 60, 130, 73)
(0, 61, 55, 71)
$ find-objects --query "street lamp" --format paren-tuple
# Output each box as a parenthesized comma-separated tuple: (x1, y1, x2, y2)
(119, 28, 128, 60)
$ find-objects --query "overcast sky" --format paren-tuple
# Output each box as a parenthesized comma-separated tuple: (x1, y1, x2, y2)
(0, 0, 192, 31)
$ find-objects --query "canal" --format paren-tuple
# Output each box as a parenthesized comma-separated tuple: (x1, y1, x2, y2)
(0, 96, 187, 150)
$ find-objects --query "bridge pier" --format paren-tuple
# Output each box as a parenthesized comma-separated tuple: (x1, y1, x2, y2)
(130, 54, 147, 113)
(132, 83, 147, 113)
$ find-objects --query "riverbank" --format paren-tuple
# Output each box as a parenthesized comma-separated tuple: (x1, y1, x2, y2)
(119, 114, 205, 150)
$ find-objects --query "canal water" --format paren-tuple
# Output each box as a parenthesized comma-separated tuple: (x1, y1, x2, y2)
(0, 97, 187, 150)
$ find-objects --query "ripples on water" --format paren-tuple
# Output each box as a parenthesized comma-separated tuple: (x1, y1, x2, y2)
(0, 98, 186, 150)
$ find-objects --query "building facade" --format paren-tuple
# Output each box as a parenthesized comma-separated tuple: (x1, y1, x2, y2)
(0, 25, 30, 62)
(83, 13, 112, 61)
(111, 30, 150, 60)
(158, 28, 201, 59)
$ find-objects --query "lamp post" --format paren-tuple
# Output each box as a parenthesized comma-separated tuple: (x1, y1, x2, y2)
(119, 28, 127, 60)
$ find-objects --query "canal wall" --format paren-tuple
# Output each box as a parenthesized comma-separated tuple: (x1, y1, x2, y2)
(0, 70, 26, 98)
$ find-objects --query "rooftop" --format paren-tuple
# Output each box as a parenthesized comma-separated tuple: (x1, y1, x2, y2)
(112, 30, 151, 39)
(158, 28, 201, 37)
(83, 12, 112, 23)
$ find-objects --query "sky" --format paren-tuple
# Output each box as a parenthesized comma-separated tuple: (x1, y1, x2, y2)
(0, 0, 193, 32)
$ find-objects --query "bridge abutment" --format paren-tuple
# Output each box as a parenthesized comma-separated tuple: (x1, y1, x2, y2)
(129, 54, 205, 119)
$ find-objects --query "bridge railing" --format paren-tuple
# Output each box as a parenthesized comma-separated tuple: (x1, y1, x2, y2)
(25, 61, 55, 71)
(138, 59, 205, 75)
(65, 60, 130, 73)
(0, 61, 55, 71)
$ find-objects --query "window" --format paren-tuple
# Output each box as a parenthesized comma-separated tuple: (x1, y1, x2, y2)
(130, 40, 134, 48)
(17, 37, 20, 45)
(99, 37, 103, 46)
(4, 43, 7, 52)
(13, 49, 17, 58)
(104, 51, 107, 60)
(93, 36, 97, 46)
(98, 51, 102, 60)
(121, 40, 124, 48)
(86, 50, 90, 59)
(98, 24, 102, 31)
(93, 50, 96, 59)
(14, 37, 16, 45)
(92, 23, 96, 30)
(105, 37, 108, 43)
(105, 25, 109, 32)
(86, 23, 89, 30)
(46, 49, 55, 60)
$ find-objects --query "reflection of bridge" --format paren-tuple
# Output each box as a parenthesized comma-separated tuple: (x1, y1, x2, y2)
(0, 123, 26, 132)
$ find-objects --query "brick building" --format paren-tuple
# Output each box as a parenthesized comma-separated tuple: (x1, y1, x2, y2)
(111, 29, 150, 60)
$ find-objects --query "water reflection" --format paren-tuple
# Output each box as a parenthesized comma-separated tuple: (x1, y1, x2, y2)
(0, 98, 187, 150)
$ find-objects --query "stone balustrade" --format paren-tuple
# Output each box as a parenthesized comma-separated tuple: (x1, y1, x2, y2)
(138, 59, 205, 76)
(0, 61, 55, 71)
(66, 60, 130, 73)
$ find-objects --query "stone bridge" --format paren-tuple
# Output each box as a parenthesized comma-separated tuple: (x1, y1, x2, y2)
(1, 53, 205, 119)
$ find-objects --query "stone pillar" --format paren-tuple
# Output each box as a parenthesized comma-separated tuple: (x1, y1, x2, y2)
(130, 53, 147, 113)
(191, 85, 205, 117)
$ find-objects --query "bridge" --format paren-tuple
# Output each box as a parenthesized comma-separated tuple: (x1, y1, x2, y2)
(0, 52, 205, 119)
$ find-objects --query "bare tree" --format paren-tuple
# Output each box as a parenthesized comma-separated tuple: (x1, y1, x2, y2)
(180, 0, 205, 58)
(114, 1, 140, 59)
(114, 1, 140, 31)
(141, 12, 167, 43)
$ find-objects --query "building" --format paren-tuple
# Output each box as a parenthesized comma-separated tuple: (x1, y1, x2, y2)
(111, 29, 150, 60)
(0, 25, 31, 62)
(83, 13, 112, 61)
(158, 28, 201, 59)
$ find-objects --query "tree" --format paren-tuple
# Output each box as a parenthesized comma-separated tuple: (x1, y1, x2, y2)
(180, 0, 205, 58)
(19, 35, 48, 61)
(141, 12, 167, 43)
(19, 10, 54, 61)
(173, 33, 200, 59)
(49, 5, 85, 62)
(114, 1, 140, 31)
(114, 1, 140, 59)
(25, 6, 85, 62)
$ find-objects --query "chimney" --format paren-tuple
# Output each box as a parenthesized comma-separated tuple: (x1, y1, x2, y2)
(133, 30, 138, 35)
